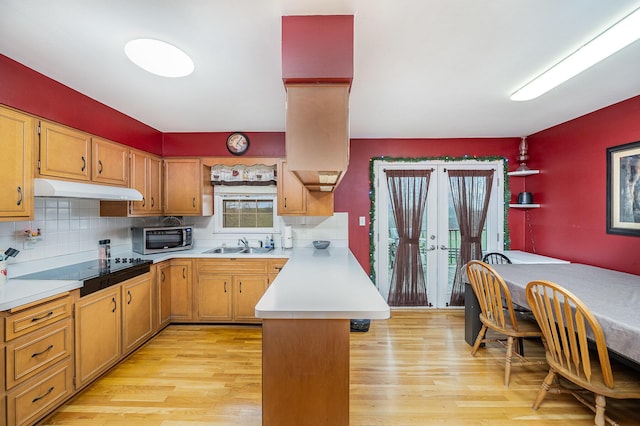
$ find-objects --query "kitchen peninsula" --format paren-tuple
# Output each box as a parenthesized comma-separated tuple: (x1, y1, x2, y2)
(256, 248, 390, 426)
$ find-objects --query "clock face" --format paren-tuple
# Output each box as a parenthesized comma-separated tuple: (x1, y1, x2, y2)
(226, 132, 249, 155)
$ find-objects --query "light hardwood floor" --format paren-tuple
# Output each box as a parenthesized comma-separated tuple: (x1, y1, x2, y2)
(41, 310, 640, 425)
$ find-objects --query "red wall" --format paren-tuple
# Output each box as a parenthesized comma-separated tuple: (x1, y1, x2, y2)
(0, 54, 162, 154)
(334, 138, 520, 272)
(163, 132, 285, 157)
(526, 95, 640, 275)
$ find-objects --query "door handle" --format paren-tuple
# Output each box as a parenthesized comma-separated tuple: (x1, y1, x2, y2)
(440, 245, 449, 250)
(426, 245, 436, 251)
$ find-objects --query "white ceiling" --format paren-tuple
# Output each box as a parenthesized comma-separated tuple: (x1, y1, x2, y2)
(2, 0, 640, 139)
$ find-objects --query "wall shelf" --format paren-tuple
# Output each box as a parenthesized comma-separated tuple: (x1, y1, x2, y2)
(509, 203, 540, 209)
(507, 169, 540, 177)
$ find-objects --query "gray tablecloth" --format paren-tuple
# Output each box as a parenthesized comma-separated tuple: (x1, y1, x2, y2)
(492, 263, 640, 364)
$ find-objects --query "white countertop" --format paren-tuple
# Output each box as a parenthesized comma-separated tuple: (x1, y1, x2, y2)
(255, 247, 390, 320)
(1, 246, 391, 320)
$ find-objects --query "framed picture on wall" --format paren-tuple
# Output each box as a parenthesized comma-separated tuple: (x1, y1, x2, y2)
(607, 140, 640, 236)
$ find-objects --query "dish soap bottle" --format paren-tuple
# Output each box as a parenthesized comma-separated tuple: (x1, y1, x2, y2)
(264, 236, 272, 249)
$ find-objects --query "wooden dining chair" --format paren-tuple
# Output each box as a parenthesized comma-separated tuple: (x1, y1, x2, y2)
(465, 260, 543, 387)
(526, 280, 640, 426)
(482, 252, 512, 264)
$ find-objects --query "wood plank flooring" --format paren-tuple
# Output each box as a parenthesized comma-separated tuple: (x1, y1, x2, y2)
(40, 310, 640, 425)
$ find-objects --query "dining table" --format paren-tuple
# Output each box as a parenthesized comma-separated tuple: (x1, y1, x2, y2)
(491, 263, 640, 366)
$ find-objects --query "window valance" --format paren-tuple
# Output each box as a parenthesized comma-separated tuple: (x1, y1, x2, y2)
(210, 164, 277, 186)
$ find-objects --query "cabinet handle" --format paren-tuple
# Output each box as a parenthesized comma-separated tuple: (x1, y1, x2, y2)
(81, 156, 86, 172)
(224, 281, 227, 293)
(151, 197, 155, 207)
(98, 160, 103, 174)
(284, 197, 287, 208)
(32, 386, 55, 403)
(127, 290, 132, 305)
(161, 271, 165, 281)
(31, 311, 53, 322)
(182, 267, 186, 279)
(192, 197, 196, 208)
(275, 266, 283, 271)
(112, 297, 117, 312)
(17, 186, 23, 206)
(142, 197, 146, 207)
(239, 282, 242, 293)
(32, 344, 54, 358)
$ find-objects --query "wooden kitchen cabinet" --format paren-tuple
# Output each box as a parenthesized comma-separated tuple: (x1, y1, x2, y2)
(196, 258, 279, 323)
(156, 261, 172, 330)
(121, 273, 154, 354)
(277, 160, 334, 216)
(128, 149, 162, 216)
(3, 292, 74, 426)
(91, 136, 129, 186)
(0, 106, 34, 221)
(163, 158, 213, 216)
(170, 259, 194, 322)
(268, 258, 288, 285)
(74, 286, 121, 388)
(38, 120, 91, 181)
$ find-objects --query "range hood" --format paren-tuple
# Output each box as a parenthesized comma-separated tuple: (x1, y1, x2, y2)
(282, 16, 353, 193)
(34, 178, 143, 201)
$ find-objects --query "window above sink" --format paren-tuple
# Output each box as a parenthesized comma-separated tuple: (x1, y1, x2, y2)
(213, 186, 279, 235)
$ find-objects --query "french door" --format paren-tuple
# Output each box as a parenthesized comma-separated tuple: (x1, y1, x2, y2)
(373, 160, 504, 308)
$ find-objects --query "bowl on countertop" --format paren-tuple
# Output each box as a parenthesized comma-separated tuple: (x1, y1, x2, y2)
(313, 240, 330, 249)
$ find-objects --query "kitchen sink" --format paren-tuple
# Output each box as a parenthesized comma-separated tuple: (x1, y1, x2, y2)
(203, 246, 273, 254)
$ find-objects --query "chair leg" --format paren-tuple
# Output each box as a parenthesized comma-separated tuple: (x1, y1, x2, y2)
(471, 325, 488, 356)
(504, 336, 514, 387)
(532, 369, 556, 410)
(594, 394, 606, 426)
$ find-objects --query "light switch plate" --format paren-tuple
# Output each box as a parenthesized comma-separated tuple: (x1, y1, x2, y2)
(359, 216, 366, 226)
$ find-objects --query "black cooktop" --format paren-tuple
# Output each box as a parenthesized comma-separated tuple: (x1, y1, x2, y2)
(20, 257, 152, 297)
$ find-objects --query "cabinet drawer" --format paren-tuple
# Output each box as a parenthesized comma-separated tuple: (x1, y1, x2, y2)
(5, 295, 72, 341)
(7, 361, 73, 426)
(197, 259, 268, 274)
(6, 319, 73, 389)
(268, 259, 288, 275)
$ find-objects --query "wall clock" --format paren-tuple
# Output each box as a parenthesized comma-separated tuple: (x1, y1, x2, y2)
(226, 132, 250, 156)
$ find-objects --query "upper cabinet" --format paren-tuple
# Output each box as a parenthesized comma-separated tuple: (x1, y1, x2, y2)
(128, 150, 162, 216)
(91, 137, 129, 186)
(38, 120, 91, 181)
(38, 121, 129, 187)
(0, 106, 34, 221)
(163, 158, 213, 216)
(277, 160, 333, 216)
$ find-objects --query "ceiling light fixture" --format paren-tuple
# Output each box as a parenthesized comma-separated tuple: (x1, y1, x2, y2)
(124, 38, 194, 78)
(510, 7, 640, 101)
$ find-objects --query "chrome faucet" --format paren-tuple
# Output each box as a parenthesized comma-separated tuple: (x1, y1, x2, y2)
(238, 237, 249, 248)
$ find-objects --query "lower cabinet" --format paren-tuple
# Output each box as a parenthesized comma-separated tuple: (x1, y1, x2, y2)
(195, 258, 285, 323)
(156, 261, 172, 330)
(169, 259, 194, 322)
(74, 286, 121, 388)
(3, 293, 74, 426)
(75, 272, 153, 389)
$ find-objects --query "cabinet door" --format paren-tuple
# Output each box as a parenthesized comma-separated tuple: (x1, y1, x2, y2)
(163, 159, 201, 215)
(122, 273, 154, 354)
(234, 275, 268, 322)
(170, 260, 193, 321)
(196, 273, 233, 321)
(92, 137, 129, 186)
(157, 262, 172, 329)
(75, 287, 121, 387)
(278, 160, 307, 215)
(38, 120, 91, 181)
(147, 155, 163, 215)
(128, 150, 148, 215)
(0, 107, 33, 220)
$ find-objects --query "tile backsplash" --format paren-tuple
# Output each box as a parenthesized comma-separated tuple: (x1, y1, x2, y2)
(0, 197, 349, 266)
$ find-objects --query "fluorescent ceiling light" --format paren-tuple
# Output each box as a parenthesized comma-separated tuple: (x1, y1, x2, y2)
(511, 7, 640, 101)
(125, 38, 194, 78)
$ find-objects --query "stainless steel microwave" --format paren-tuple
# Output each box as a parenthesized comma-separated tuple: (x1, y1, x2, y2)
(132, 226, 193, 254)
